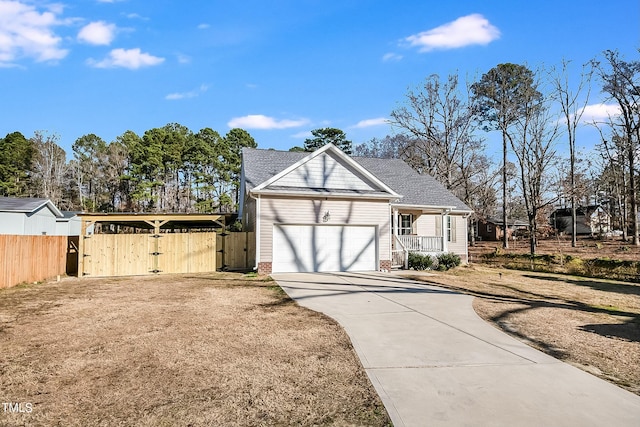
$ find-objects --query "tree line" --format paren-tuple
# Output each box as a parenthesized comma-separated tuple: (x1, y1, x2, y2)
(354, 49, 640, 253)
(0, 124, 256, 213)
(1, 49, 637, 254)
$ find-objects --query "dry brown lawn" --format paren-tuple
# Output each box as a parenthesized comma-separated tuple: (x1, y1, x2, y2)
(0, 273, 390, 427)
(470, 235, 640, 262)
(407, 265, 640, 395)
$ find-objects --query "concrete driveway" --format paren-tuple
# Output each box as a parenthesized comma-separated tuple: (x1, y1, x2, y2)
(271, 272, 640, 427)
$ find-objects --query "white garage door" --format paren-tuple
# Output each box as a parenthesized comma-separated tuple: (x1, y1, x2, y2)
(272, 225, 377, 273)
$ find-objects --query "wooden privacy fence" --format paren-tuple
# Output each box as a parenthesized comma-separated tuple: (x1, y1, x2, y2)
(0, 235, 67, 288)
(219, 232, 256, 271)
(80, 231, 255, 278)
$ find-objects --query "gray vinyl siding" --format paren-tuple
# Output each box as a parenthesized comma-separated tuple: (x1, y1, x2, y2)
(0, 212, 25, 234)
(242, 195, 257, 232)
(24, 207, 58, 235)
(0, 207, 58, 235)
(259, 196, 390, 263)
(269, 152, 378, 191)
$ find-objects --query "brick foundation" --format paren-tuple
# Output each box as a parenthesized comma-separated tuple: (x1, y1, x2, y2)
(379, 259, 392, 272)
(257, 262, 272, 275)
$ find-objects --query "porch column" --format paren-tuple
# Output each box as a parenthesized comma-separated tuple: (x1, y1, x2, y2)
(392, 208, 399, 239)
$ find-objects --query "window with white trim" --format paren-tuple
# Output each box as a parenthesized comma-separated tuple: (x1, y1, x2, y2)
(399, 214, 413, 235)
(447, 216, 457, 242)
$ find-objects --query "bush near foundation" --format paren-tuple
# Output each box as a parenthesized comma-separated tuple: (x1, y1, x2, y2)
(408, 252, 434, 270)
(436, 252, 462, 271)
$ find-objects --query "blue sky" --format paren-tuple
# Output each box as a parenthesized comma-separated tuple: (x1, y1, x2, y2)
(1, 0, 638, 156)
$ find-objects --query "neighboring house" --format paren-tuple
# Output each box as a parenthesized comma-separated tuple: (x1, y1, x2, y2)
(55, 211, 82, 236)
(0, 197, 64, 235)
(240, 144, 472, 274)
(477, 217, 529, 241)
(550, 205, 611, 235)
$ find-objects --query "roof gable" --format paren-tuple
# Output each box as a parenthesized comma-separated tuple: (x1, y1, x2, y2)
(252, 144, 399, 197)
(241, 145, 471, 211)
(268, 151, 377, 191)
(0, 197, 63, 217)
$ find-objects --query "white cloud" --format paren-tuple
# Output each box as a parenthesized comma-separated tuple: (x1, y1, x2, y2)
(578, 103, 622, 123)
(78, 21, 116, 45)
(405, 14, 500, 52)
(382, 52, 403, 62)
(197, 23, 210, 30)
(177, 53, 191, 64)
(87, 48, 164, 69)
(166, 84, 209, 100)
(125, 13, 148, 20)
(352, 117, 389, 128)
(291, 130, 313, 139)
(227, 114, 309, 130)
(0, 0, 68, 65)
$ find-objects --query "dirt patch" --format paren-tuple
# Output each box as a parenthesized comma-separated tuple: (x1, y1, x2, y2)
(407, 265, 640, 395)
(0, 273, 390, 426)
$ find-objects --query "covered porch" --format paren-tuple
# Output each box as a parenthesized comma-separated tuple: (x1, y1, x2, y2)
(390, 206, 454, 269)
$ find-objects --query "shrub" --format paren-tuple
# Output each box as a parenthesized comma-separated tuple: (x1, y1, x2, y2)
(408, 252, 434, 270)
(436, 252, 461, 271)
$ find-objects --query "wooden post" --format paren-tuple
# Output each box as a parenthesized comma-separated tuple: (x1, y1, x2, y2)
(77, 219, 88, 278)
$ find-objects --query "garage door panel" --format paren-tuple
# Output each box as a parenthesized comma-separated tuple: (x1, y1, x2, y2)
(272, 225, 376, 273)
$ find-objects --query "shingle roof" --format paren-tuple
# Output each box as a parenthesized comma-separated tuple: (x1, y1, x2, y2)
(0, 197, 63, 217)
(242, 148, 471, 211)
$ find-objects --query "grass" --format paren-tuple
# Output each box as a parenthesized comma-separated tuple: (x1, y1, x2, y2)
(0, 273, 390, 427)
(407, 265, 640, 395)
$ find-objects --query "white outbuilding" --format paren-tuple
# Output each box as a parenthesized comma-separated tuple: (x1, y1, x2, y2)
(0, 197, 64, 236)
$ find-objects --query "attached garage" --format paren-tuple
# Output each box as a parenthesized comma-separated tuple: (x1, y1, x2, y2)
(272, 224, 377, 273)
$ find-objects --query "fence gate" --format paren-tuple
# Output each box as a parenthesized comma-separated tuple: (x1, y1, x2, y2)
(77, 213, 228, 278)
(218, 232, 256, 271)
(82, 234, 156, 277)
(82, 233, 219, 277)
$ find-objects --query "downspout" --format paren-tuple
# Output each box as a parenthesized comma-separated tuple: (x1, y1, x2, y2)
(249, 192, 261, 271)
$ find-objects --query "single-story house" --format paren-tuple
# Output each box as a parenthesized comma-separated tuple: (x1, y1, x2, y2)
(550, 205, 611, 235)
(0, 197, 64, 235)
(477, 217, 529, 241)
(55, 211, 82, 236)
(240, 144, 472, 274)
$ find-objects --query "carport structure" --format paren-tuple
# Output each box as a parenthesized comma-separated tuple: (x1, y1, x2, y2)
(77, 213, 229, 277)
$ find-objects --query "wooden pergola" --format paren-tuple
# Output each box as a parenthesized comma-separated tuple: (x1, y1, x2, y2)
(76, 213, 232, 278)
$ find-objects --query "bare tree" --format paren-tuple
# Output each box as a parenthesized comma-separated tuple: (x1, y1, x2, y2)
(593, 50, 640, 246)
(472, 63, 542, 249)
(390, 73, 484, 192)
(511, 94, 561, 254)
(30, 131, 69, 207)
(550, 59, 593, 246)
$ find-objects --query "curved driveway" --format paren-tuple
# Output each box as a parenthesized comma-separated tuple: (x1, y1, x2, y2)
(271, 272, 640, 427)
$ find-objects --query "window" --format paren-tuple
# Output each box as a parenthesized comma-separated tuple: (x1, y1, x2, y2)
(447, 216, 457, 243)
(399, 214, 413, 235)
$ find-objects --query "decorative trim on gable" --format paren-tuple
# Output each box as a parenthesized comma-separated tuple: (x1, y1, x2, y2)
(251, 143, 401, 199)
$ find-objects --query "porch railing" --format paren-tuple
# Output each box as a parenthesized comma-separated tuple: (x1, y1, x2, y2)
(392, 236, 408, 269)
(396, 235, 443, 253)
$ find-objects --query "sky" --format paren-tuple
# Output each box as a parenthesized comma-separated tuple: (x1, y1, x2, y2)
(0, 0, 639, 157)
